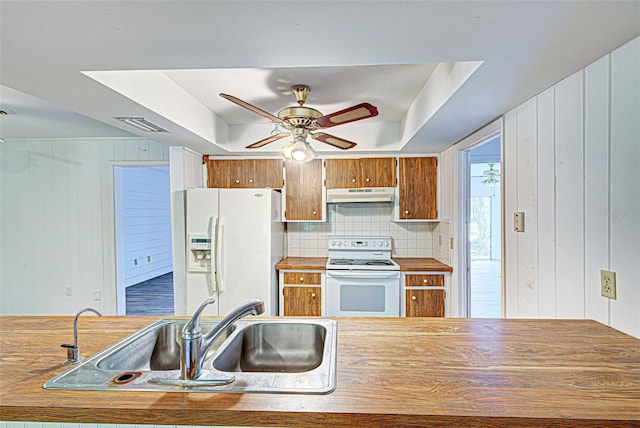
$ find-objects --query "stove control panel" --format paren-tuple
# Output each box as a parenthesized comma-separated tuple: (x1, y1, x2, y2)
(328, 236, 392, 250)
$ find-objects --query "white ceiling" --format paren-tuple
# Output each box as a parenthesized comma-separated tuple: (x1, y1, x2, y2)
(0, 1, 638, 155)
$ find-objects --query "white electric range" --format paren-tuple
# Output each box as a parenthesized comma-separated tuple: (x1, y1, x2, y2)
(325, 236, 400, 317)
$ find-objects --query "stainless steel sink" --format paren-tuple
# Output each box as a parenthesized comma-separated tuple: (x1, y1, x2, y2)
(96, 320, 233, 371)
(44, 318, 337, 394)
(212, 322, 326, 373)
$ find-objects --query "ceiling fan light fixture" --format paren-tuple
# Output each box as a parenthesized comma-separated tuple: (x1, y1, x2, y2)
(304, 142, 318, 163)
(280, 141, 296, 160)
(291, 137, 309, 162)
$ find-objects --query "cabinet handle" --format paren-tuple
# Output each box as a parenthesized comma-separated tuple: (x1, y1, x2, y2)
(405, 210, 410, 215)
(412, 295, 417, 301)
(365, 178, 370, 182)
(423, 278, 428, 283)
(312, 211, 317, 215)
(351, 178, 356, 183)
(235, 179, 240, 184)
(249, 179, 254, 183)
(299, 277, 304, 282)
(311, 293, 316, 298)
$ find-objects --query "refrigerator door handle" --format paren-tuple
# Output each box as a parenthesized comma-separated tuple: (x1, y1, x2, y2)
(216, 217, 224, 292)
(211, 216, 219, 292)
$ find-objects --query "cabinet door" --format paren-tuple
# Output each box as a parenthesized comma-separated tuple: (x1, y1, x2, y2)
(253, 159, 283, 188)
(325, 158, 359, 188)
(207, 159, 283, 188)
(207, 159, 250, 188)
(360, 158, 396, 187)
(285, 159, 323, 221)
(283, 286, 321, 316)
(406, 289, 444, 317)
(399, 157, 438, 219)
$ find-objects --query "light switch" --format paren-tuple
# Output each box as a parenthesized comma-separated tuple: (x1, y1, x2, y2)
(514, 212, 525, 232)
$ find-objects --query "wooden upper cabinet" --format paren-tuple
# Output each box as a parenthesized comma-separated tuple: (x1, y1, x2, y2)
(252, 159, 283, 188)
(325, 158, 359, 188)
(284, 159, 323, 221)
(325, 157, 396, 188)
(206, 158, 283, 189)
(359, 158, 396, 187)
(398, 157, 438, 220)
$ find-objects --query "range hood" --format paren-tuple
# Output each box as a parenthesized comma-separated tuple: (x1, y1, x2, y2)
(326, 187, 395, 203)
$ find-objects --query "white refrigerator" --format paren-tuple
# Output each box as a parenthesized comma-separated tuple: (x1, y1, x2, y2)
(185, 188, 284, 316)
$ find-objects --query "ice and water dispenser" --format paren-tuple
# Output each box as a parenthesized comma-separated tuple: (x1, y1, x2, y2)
(187, 233, 212, 272)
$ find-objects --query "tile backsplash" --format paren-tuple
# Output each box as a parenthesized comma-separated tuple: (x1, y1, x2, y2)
(287, 203, 437, 258)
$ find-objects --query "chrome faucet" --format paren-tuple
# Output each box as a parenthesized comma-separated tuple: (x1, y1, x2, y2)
(61, 307, 102, 365)
(180, 297, 265, 380)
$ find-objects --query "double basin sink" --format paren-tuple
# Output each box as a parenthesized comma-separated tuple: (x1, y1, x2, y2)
(44, 318, 337, 394)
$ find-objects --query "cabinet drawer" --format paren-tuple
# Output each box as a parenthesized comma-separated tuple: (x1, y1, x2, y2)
(406, 289, 445, 317)
(283, 272, 322, 285)
(405, 274, 444, 287)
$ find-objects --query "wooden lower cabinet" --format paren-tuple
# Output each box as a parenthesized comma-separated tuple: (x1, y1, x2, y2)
(283, 286, 321, 316)
(406, 289, 445, 317)
(280, 270, 324, 316)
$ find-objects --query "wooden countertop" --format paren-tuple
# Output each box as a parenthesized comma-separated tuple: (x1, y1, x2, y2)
(393, 257, 453, 272)
(276, 257, 453, 272)
(1, 317, 639, 427)
(276, 257, 327, 270)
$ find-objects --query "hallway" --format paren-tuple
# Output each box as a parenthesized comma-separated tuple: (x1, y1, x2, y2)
(125, 272, 174, 315)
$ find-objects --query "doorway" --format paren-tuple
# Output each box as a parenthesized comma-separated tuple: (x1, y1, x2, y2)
(464, 136, 502, 317)
(113, 164, 174, 315)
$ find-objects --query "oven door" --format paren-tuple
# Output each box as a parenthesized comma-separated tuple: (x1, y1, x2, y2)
(325, 270, 400, 317)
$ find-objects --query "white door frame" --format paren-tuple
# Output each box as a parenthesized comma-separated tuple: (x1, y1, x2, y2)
(450, 119, 503, 317)
(110, 161, 169, 315)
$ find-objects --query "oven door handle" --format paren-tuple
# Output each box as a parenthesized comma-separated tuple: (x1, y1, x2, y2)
(326, 271, 400, 279)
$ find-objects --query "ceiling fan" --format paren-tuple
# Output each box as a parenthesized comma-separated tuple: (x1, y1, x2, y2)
(219, 84, 378, 160)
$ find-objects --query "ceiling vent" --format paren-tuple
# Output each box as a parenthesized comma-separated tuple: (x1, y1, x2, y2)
(115, 117, 169, 133)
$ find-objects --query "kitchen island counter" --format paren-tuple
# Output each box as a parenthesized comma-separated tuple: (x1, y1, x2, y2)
(1, 316, 639, 427)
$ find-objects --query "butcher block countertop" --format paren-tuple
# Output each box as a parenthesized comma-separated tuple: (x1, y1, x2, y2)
(1, 317, 639, 427)
(276, 257, 453, 272)
(393, 257, 453, 272)
(275, 256, 327, 270)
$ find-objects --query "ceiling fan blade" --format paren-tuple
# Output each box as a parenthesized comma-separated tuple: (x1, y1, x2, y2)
(314, 102, 378, 128)
(310, 133, 357, 150)
(220, 93, 284, 124)
(245, 132, 290, 149)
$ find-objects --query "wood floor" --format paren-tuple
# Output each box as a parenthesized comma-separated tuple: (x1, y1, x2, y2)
(125, 272, 175, 315)
(469, 259, 502, 318)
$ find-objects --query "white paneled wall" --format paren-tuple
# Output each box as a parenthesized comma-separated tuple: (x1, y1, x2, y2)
(502, 36, 639, 337)
(287, 203, 436, 258)
(0, 138, 169, 315)
(118, 166, 172, 287)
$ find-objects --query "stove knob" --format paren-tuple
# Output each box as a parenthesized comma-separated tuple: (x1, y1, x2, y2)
(378, 241, 384, 247)
(330, 240, 335, 246)
(384, 241, 389, 247)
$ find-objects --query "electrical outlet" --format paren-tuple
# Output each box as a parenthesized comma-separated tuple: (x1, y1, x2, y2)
(93, 289, 102, 301)
(450, 237, 454, 250)
(600, 270, 617, 299)
(64, 285, 72, 296)
(439, 235, 443, 246)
